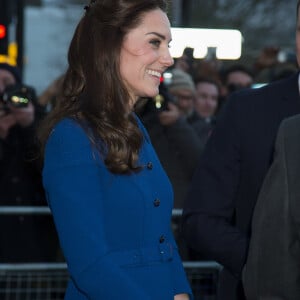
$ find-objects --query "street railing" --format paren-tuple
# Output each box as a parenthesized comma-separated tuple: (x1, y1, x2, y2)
(0, 206, 221, 300)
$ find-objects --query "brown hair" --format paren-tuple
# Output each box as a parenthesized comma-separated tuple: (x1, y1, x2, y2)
(38, 0, 168, 174)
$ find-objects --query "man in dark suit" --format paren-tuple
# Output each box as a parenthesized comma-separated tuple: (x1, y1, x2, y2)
(182, 2, 300, 299)
(242, 113, 300, 300)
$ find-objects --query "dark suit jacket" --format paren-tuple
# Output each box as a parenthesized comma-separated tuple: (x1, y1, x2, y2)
(182, 73, 300, 300)
(243, 114, 300, 300)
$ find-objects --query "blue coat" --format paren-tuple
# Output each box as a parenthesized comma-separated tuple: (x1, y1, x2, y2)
(43, 117, 193, 300)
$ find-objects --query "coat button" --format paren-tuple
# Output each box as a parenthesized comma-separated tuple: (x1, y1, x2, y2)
(159, 235, 165, 243)
(147, 162, 153, 170)
(153, 198, 160, 207)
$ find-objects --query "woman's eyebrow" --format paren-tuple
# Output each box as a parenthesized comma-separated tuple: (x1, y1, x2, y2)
(146, 32, 166, 39)
(146, 32, 172, 42)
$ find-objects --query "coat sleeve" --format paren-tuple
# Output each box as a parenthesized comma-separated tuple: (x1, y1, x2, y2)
(182, 94, 248, 277)
(242, 118, 288, 299)
(169, 236, 194, 299)
(43, 120, 151, 300)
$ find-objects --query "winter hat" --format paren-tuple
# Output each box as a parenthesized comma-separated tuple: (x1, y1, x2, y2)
(0, 63, 21, 84)
(168, 69, 196, 94)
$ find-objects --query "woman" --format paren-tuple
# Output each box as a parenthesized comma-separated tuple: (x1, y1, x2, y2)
(38, 0, 193, 299)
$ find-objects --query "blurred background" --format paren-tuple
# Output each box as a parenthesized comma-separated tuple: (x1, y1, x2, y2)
(0, 0, 297, 94)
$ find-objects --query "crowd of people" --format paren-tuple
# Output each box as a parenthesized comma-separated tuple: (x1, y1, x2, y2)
(0, 62, 60, 262)
(1, 0, 300, 299)
(181, 1, 300, 300)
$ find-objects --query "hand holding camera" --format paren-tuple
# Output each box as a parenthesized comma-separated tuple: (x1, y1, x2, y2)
(8, 101, 35, 127)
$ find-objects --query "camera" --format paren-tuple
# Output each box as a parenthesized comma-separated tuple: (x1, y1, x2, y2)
(1, 84, 35, 110)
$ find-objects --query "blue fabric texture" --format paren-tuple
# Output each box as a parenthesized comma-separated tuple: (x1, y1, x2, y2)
(43, 116, 193, 299)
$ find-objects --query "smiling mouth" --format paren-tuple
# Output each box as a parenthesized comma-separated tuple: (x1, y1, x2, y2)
(146, 69, 161, 78)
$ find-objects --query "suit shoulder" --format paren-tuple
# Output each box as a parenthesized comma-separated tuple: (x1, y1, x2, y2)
(280, 113, 300, 129)
(277, 113, 300, 145)
(231, 74, 297, 101)
(224, 74, 298, 118)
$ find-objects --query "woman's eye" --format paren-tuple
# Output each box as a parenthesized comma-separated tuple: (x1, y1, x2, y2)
(150, 39, 161, 47)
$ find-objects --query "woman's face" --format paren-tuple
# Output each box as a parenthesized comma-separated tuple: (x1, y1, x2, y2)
(120, 9, 174, 107)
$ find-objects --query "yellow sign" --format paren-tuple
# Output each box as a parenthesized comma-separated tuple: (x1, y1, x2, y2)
(0, 42, 18, 65)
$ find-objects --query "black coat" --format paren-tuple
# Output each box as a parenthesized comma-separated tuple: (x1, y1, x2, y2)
(182, 73, 300, 300)
(0, 105, 60, 262)
(243, 114, 300, 300)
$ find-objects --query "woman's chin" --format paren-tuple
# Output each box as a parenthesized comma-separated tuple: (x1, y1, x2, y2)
(145, 88, 159, 99)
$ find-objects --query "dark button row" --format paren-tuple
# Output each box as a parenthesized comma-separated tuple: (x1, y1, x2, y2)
(147, 162, 153, 170)
(153, 198, 160, 207)
(159, 235, 165, 243)
(148, 161, 163, 244)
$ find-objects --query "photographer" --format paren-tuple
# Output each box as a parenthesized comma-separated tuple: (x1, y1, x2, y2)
(0, 63, 59, 262)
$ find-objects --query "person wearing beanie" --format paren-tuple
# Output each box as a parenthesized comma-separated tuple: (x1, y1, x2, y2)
(167, 68, 196, 117)
(169, 69, 196, 93)
(0, 63, 60, 263)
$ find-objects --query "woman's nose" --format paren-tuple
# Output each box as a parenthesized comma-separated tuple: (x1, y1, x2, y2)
(161, 49, 174, 67)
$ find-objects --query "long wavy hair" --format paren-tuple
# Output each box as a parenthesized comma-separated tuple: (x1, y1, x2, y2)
(38, 0, 168, 174)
